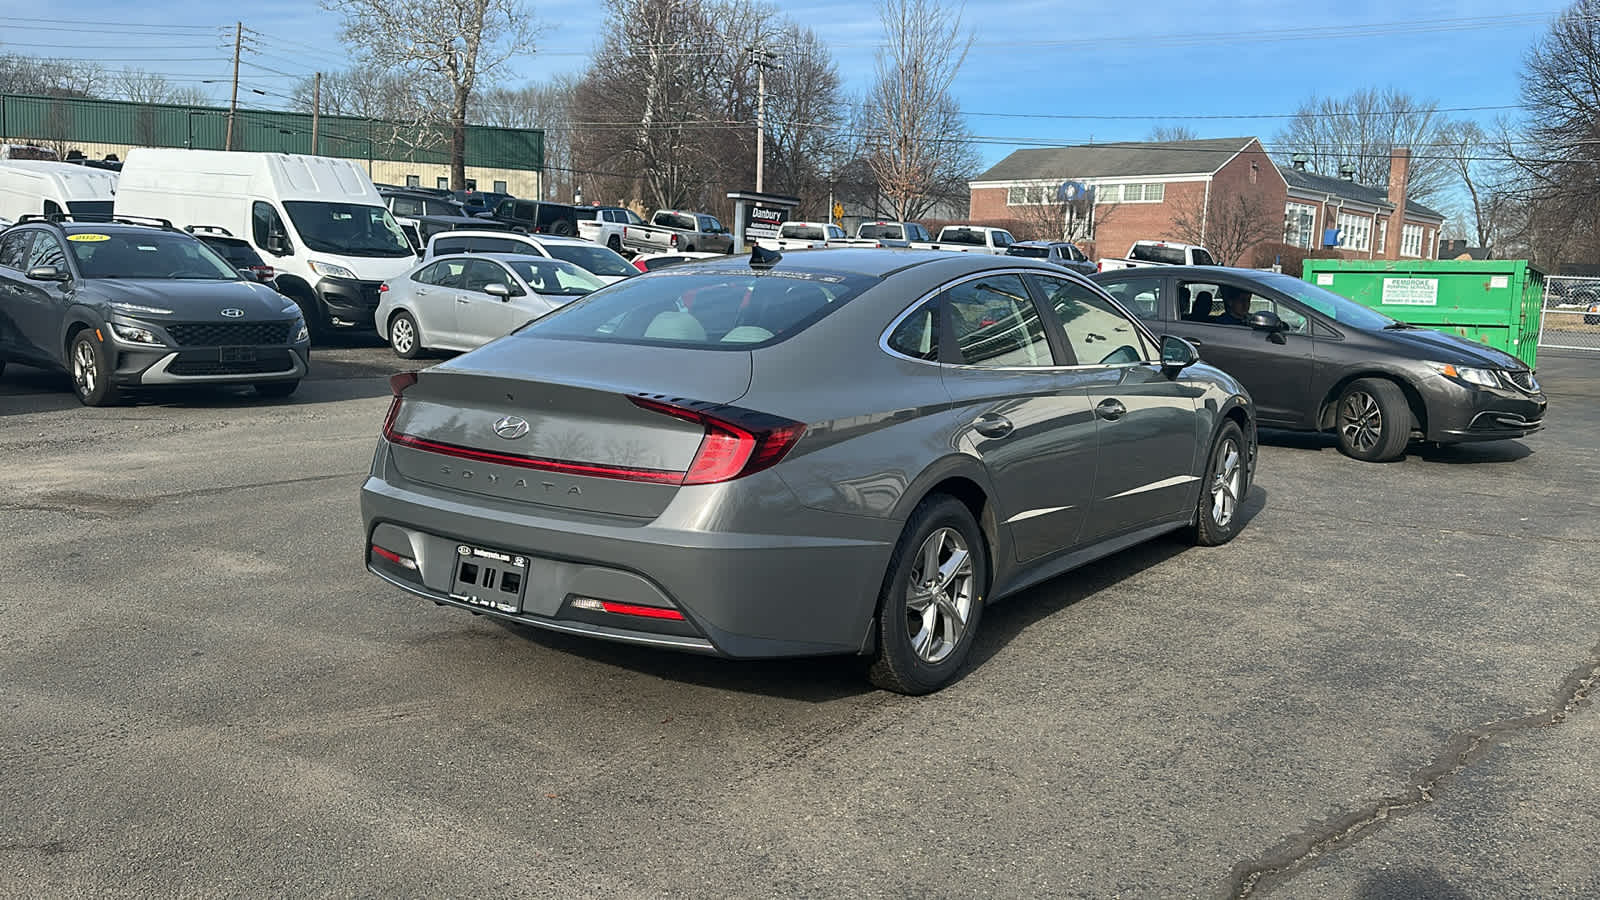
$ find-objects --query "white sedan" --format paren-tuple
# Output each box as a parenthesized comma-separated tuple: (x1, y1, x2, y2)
(376, 253, 607, 358)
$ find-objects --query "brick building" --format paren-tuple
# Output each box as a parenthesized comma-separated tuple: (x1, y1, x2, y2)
(968, 137, 1445, 266)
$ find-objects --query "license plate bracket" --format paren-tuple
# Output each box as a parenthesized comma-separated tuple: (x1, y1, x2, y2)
(219, 346, 257, 363)
(449, 543, 529, 613)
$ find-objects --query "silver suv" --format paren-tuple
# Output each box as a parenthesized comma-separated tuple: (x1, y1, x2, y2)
(0, 216, 310, 405)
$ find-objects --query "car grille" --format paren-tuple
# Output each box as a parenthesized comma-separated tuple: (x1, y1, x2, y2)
(168, 351, 296, 376)
(166, 322, 292, 346)
(1501, 370, 1540, 393)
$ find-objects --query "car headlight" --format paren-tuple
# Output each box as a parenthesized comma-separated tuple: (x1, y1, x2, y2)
(308, 260, 356, 279)
(292, 318, 309, 343)
(1427, 362, 1498, 388)
(109, 322, 164, 345)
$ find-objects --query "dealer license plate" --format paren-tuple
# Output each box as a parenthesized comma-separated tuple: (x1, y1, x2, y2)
(449, 543, 529, 613)
(219, 346, 257, 363)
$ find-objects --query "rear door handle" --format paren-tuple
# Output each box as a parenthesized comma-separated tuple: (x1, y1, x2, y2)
(972, 414, 1014, 438)
(415, 288, 430, 296)
(1095, 399, 1127, 421)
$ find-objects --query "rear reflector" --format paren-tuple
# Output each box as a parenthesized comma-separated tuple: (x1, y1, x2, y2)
(371, 544, 417, 570)
(572, 596, 685, 620)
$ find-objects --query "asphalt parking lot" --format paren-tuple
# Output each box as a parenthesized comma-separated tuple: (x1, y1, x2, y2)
(2, 340, 1596, 898)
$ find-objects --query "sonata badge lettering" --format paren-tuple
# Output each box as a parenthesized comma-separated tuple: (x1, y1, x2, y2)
(439, 465, 581, 495)
(492, 415, 530, 439)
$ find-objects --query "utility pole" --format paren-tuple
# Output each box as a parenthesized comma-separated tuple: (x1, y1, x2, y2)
(311, 72, 321, 154)
(748, 47, 780, 194)
(226, 22, 242, 151)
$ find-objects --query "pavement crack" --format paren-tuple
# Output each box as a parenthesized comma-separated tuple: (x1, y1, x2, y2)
(1222, 639, 1600, 899)
(0, 471, 367, 520)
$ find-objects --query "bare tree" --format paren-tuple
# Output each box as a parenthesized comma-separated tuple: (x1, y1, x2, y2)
(1006, 182, 1112, 244)
(1274, 88, 1455, 203)
(1171, 189, 1280, 267)
(1146, 124, 1198, 142)
(322, 0, 540, 189)
(291, 68, 447, 160)
(1505, 0, 1600, 266)
(859, 0, 978, 221)
(1435, 119, 1518, 250)
(0, 54, 104, 98)
(476, 77, 578, 200)
(762, 24, 846, 219)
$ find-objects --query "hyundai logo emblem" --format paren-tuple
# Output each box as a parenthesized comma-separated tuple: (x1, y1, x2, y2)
(220, 308, 245, 318)
(492, 416, 530, 439)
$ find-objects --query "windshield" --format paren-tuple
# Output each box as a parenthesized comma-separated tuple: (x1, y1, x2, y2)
(507, 258, 608, 295)
(67, 200, 113, 220)
(283, 201, 413, 257)
(543, 244, 636, 278)
(1006, 246, 1048, 258)
(1254, 272, 1397, 329)
(69, 231, 240, 280)
(520, 269, 877, 349)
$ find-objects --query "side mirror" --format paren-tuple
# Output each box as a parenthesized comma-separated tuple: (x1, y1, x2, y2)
(484, 282, 512, 299)
(1160, 335, 1200, 373)
(267, 233, 290, 255)
(1247, 310, 1284, 331)
(26, 264, 69, 282)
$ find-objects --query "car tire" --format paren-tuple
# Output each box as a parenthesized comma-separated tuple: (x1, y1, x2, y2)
(607, 235, 623, 253)
(68, 330, 117, 407)
(868, 495, 988, 695)
(389, 311, 424, 359)
(285, 287, 327, 342)
(1191, 420, 1248, 546)
(552, 219, 575, 237)
(255, 380, 299, 399)
(1335, 377, 1411, 462)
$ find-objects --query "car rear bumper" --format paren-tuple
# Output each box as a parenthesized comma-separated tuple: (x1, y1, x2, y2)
(1422, 377, 1547, 443)
(359, 470, 896, 659)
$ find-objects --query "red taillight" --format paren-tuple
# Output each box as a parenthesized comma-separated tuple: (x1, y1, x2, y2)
(629, 397, 805, 485)
(634, 259, 648, 272)
(251, 265, 274, 281)
(669, 233, 680, 248)
(379, 283, 389, 292)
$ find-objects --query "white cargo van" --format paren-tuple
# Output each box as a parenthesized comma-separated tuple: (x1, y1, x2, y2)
(114, 149, 417, 334)
(0, 160, 118, 225)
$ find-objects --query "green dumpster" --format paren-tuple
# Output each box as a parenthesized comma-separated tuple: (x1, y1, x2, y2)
(1301, 259, 1545, 368)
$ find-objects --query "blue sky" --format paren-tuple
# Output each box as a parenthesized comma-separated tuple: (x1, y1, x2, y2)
(3, 0, 1562, 179)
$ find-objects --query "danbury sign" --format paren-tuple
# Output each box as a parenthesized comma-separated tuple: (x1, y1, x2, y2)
(726, 190, 801, 250)
(748, 206, 786, 240)
(1381, 277, 1440, 306)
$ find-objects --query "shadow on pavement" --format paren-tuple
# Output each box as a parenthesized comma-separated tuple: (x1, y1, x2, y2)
(1259, 428, 1535, 465)
(1355, 867, 1474, 900)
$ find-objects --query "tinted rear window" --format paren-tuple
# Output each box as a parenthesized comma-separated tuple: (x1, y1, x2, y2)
(1006, 246, 1048, 258)
(520, 269, 877, 349)
(1130, 244, 1186, 265)
(858, 224, 903, 240)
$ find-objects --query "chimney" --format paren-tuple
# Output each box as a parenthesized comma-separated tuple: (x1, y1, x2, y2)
(1385, 147, 1410, 258)
(1291, 153, 1308, 172)
(1337, 163, 1355, 181)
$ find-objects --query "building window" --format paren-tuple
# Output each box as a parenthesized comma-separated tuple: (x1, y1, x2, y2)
(1006, 184, 1053, 206)
(1401, 224, 1424, 257)
(436, 177, 449, 190)
(1099, 183, 1163, 204)
(405, 175, 420, 188)
(1336, 212, 1372, 252)
(1284, 202, 1317, 249)
(1378, 220, 1388, 254)
(493, 180, 508, 194)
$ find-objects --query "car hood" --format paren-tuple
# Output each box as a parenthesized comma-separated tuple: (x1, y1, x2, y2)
(1375, 325, 1528, 370)
(86, 279, 297, 321)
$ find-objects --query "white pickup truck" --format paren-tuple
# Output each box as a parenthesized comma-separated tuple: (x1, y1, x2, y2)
(576, 206, 646, 253)
(841, 220, 936, 248)
(926, 225, 1017, 255)
(1097, 240, 1216, 272)
(754, 221, 850, 251)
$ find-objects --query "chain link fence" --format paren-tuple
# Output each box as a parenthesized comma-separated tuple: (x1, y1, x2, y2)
(1539, 275, 1600, 353)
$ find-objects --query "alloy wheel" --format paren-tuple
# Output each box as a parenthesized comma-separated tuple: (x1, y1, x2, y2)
(904, 527, 974, 664)
(1340, 390, 1382, 453)
(1211, 438, 1242, 527)
(72, 339, 97, 398)
(391, 317, 415, 354)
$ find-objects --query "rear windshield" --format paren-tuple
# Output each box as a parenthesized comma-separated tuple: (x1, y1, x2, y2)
(1006, 245, 1048, 258)
(520, 269, 877, 349)
(202, 238, 264, 268)
(543, 243, 635, 277)
(940, 228, 987, 245)
(1130, 244, 1186, 265)
(857, 224, 903, 240)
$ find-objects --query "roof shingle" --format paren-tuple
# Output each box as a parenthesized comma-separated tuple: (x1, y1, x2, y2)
(972, 137, 1257, 183)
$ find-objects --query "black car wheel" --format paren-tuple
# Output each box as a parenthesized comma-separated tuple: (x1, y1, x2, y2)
(255, 380, 299, 399)
(607, 235, 623, 253)
(1335, 378, 1411, 462)
(551, 219, 575, 237)
(869, 494, 988, 695)
(1191, 421, 1247, 546)
(69, 330, 117, 407)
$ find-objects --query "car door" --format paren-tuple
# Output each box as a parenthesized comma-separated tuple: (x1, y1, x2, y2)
(1030, 273, 1201, 541)
(408, 260, 462, 348)
(0, 228, 37, 361)
(15, 230, 74, 366)
(453, 259, 521, 347)
(1165, 276, 1314, 426)
(930, 271, 1102, 562)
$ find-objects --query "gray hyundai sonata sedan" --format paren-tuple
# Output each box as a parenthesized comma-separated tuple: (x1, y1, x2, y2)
(361, 249, 1256, 693)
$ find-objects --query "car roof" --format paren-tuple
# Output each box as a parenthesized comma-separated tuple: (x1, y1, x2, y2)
(1094, 265, 1264, 280)
(675, 248, 1066, 279)
(428, 230, 536, 242)
(432, 252, 588, 271)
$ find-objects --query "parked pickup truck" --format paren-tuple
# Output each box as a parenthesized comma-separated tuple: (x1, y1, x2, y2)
(1097, 240, 1216, 272)
(841, 220, 936, 248)
(576, 206, 646, 253)
(620, 209, 735, 255)
(754, 221, 849, 251)
(926, 225, 1017, 255)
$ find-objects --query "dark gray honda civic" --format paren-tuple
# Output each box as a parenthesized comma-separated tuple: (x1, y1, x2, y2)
(361, 249, 1256, 693)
